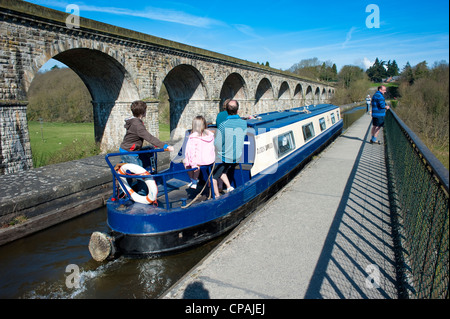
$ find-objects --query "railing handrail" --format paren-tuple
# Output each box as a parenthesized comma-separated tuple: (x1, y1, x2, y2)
(115, 167, 197, 179)
(388, 109, 449, 193)
(105, 149, 218, 207)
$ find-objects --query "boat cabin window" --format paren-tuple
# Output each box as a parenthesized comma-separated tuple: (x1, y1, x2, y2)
(330, 113, 336, 124)
(274, 131, 295, 158)
(336, 110, 340, 120)
(319, 117, 326, 131)
(302, 122, 315, 142)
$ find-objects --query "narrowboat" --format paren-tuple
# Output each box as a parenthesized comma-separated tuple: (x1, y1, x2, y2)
(88, 104, 343, 261)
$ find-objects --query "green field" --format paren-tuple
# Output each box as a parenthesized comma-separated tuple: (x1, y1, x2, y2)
(28, 121, 98, 167)
(28, 121, 171, 168)
(158, 122, 171, 142)
(370, 82, 399, 87)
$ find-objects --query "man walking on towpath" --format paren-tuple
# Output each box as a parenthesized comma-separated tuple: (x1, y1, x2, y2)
(370, 85, 390, 144)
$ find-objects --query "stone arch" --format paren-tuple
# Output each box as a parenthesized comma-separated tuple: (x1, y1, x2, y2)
(305, 85, 313, 105)
(294, 83, 303, 105)
(314, 87, 321, 104)
(254, 78, 274, 113)
(52, 48, 138, 103)
(35, 48, 140, 152)
(278, 81, 291, 100)
(278, 81, 291, 110)
(162, 64, 208, 140)
(219, 72, 248, 110)
(321, 88, 327, 102)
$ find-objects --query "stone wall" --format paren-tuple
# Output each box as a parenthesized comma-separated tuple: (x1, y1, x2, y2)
(0, 102, 33, 174)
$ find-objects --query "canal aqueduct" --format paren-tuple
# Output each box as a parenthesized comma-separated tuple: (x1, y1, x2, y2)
(0, 1, 335, 175)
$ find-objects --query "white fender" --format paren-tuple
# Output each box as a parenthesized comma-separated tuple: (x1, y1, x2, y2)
(118, 163, 158, 204)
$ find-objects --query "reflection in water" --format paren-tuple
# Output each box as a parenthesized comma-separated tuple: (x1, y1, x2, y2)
(0, 106, 365, 299)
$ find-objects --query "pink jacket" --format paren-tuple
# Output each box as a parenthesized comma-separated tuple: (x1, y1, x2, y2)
(184, 130, 215, 167)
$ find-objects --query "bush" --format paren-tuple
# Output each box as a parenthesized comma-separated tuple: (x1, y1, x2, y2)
(396, 63, 449, 168)
(331, 78, 372, 105)
(27, 68, 92, 123)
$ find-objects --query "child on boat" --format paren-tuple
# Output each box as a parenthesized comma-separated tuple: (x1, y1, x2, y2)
(183, 115, 216, 189)
(120, 100, 174, 167)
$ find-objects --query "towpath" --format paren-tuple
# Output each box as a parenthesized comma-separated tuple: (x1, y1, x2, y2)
(162, 113, 399, 299)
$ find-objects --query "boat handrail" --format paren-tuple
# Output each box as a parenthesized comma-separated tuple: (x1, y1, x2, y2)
(247, 104, 335, 128)
(105, 149, 216, 209)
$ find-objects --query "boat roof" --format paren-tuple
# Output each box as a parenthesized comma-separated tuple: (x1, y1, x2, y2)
(246, 104, 339, 133)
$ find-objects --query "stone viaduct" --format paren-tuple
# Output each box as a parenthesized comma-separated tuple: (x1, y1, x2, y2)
(0, 1, 335, 175)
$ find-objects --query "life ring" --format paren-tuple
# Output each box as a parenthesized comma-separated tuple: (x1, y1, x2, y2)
(117, 163, 158, 204)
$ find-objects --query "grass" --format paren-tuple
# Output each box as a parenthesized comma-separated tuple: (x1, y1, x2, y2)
(28, 121, 99, 167)
(28, 121, 172, 167)
(370, 82, 399, 87)
(159, 122, 171, 142)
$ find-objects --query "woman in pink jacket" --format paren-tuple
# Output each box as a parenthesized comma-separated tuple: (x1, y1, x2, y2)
(183, 116, 216, 189)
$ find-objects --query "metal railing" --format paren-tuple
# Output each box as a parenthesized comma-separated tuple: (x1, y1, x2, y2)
(105, 149, 202, 209)
(384, 109, 449, 299)
(104, 149, 249, 209)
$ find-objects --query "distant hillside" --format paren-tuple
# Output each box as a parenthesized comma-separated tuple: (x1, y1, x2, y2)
(27, 67, 93, 122)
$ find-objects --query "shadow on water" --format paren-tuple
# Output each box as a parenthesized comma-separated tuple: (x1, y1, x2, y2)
(0, 105, 366, 299)
(0, 207, 226, 299)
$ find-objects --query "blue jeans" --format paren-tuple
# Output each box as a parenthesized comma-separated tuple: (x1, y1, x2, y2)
(119, 148, 146, 195)
(120, 148, 143, 167)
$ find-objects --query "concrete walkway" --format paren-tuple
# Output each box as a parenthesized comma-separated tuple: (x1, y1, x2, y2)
(162, 113, 399, 299)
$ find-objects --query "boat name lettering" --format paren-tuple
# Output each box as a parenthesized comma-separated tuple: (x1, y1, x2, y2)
(257, 142, 273, 154)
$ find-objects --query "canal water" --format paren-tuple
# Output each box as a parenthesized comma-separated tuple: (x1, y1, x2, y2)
(0, 106, 366, 299)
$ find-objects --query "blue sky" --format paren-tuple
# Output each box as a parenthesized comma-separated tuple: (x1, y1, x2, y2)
(27, 0, 449, 72)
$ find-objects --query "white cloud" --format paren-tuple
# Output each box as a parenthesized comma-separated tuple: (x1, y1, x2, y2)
(342, 27, 357, 48)
(233, 24, 263, 39)
(30, 0, 223, 28)
(81, 5, 222, 28)
(362, 57, 373, 70)
(351, 57, 373, 71)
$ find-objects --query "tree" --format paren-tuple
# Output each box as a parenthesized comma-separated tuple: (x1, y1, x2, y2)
(331, 65, 371, 104)
(27, 68, 92, 122)
(319, 62, 336, 82)
(287, 58, 339, 82)
(387, 60, 399, 77)
(401, 61, 429, 84)
(401, 62, 414, 84)
(287, 57, 322, 80)
(396, 61, 449, 168)
(331, 63, 338, 80)
(366, 58, 388, 82)
(413, 61, 429, 80)
(338, 65, 366, 88)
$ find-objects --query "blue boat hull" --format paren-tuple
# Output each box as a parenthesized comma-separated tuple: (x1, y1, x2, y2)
(105, 119, 343, 257)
